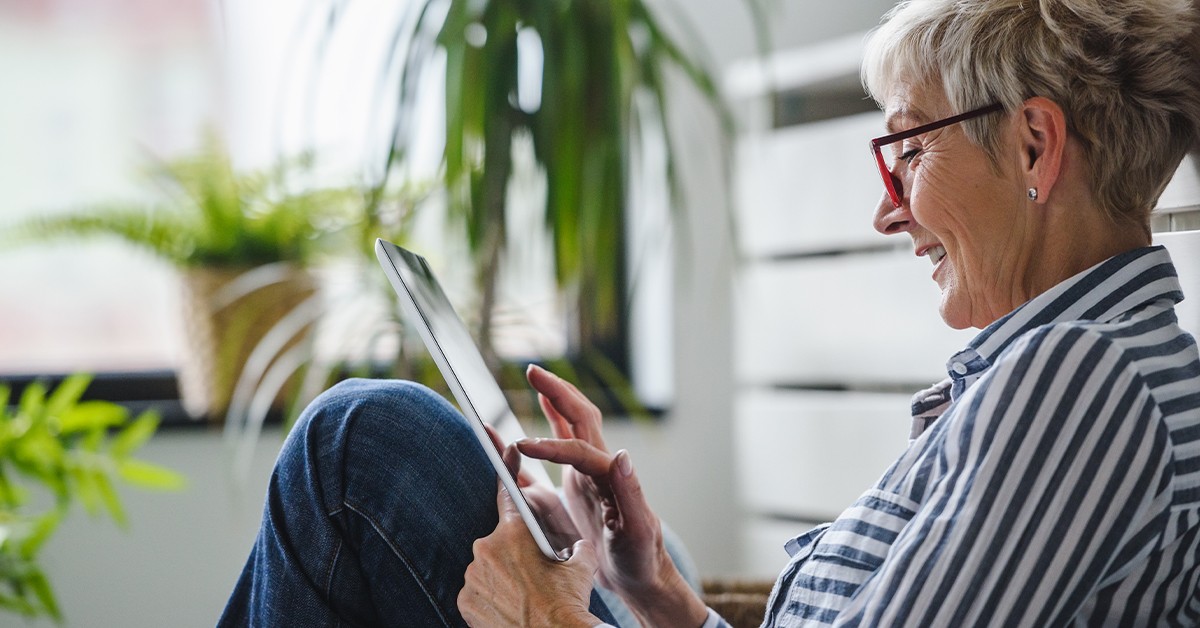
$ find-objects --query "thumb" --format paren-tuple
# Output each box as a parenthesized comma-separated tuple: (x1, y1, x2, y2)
(607, 450, 656, 536)
(566, 538, 599, 574)
(496, 482, 521, 520)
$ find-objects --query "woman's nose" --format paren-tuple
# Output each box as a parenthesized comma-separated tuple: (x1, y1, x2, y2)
(873, 192, 914, 235)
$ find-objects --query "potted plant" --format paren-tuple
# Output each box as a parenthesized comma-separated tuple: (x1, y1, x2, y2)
(350, 0, 769, 392)
(0, 374, 184, 620)
(5, 135, 364, 420)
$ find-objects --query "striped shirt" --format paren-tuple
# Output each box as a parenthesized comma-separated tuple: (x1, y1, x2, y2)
(756, 245, 1200, 626)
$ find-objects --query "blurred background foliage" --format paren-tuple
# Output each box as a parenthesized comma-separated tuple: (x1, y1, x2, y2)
(5, 133, 363, 270)
(360, 0, 770, 372)
(0, 374, 184, 620)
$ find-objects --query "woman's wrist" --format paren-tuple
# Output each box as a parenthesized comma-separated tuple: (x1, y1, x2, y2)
(623, 565, 709, 627)
(546, 606, 601, 628)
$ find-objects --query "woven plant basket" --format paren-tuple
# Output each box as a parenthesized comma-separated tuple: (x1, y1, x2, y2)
(177, 265, 317, 421)
(701, 578, 774, 628)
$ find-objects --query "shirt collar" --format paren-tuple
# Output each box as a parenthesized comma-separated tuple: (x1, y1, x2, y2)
(910, 245, 1184, 428)
(950, 245, 1183, 395)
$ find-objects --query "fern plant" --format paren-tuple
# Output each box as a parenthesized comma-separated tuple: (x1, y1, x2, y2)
(2, 135, 374, 422)
(5, 134, 362, 270)
(0, 374, 185, 621)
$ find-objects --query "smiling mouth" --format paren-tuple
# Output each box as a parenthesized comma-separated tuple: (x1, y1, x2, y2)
(925, 245, 947, 266)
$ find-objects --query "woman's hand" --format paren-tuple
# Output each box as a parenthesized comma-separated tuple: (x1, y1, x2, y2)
(483, 422, 582, 549)
(458, 484, 599, 628)
(516, 365, 708, 626)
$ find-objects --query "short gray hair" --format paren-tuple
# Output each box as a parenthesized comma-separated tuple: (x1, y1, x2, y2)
(862, 0, 1200, 227)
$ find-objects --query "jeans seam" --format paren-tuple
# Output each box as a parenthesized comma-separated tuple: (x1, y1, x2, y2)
(324, 538, 343, 628)
(344, 499, 454, 627)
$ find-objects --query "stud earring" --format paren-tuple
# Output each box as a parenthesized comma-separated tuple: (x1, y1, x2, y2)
(1027, 187, 1039, 201)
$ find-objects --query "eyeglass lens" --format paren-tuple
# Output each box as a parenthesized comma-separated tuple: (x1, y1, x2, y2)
(875, 143, 906, 207)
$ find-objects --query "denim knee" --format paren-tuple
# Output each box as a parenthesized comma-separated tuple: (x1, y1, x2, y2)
(305, 378, 454, 426)
(229, 378, 499, 626)
(295, 378, 466, 448)
(284, 378, 485, 511)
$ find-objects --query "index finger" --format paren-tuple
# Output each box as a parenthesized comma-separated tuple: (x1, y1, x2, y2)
(516, 437, 613, 478)
(526, 365, 606, 448)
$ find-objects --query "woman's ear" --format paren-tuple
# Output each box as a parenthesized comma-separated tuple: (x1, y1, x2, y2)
(1019, 96, 1068, 204)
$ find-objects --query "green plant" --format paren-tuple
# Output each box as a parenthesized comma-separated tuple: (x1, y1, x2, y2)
(5, 134, 361, 270)
(221, 180, 431, 476)
(361, 0, 770, 374)
(3, 134, 373, 422)
(0, 374, 185, 621)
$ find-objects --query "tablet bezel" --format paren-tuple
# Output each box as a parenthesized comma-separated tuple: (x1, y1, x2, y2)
(375, 238, 570, 562)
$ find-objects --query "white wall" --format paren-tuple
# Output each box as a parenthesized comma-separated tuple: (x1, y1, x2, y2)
(606, 0, 898, 579)
(27, 2, 899, 627)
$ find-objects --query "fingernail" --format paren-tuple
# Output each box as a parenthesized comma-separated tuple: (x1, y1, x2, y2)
(618, 450, 633, 476)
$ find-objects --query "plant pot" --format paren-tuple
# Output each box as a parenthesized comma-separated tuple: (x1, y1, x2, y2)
(177, 265, 317, 421)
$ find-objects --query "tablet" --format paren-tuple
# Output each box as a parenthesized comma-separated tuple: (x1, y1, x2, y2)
(374, 238, 572, 561)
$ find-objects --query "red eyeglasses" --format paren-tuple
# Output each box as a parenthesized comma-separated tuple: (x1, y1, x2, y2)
(870, 103, 1004, 208)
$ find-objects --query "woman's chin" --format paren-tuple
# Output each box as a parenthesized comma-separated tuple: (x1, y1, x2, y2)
(937, 293, 975, 330)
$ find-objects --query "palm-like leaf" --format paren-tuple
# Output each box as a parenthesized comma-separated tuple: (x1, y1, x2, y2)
(372, 0, 764, 366)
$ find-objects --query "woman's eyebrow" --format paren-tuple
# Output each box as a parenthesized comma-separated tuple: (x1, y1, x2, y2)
(885, 105, 932, 133)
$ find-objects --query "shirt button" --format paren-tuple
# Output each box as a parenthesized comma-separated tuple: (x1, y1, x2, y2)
(951, 362, 969, 375)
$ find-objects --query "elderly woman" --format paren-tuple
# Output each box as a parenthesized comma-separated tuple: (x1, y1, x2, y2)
(221, 0, 1200, 625)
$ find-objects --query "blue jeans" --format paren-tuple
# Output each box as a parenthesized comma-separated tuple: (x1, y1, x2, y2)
(219, 379, 696, 626)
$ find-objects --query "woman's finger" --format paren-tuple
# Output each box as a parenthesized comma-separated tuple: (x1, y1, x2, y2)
(495, 481, 522, 521)
(538, 392, 574, 441)
(566, 538, 599, 574)
(605, 450, 656, 540)
(517, 437, 613, 478)
(526, 365, 606, 447)
(502, 442, 522, 481)
(484, 422, 523, 480)
(483, 422, 506, 453)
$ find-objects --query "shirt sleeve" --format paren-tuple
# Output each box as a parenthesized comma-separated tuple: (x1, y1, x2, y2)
(833, 325, 1175, 626)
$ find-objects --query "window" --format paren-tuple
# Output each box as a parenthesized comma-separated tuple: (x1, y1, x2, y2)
(0, 1, 215, 377)
(0, 0, 672, 415)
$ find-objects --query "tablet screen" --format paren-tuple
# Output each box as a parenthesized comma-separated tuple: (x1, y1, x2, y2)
(375, 239, 571, 560)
